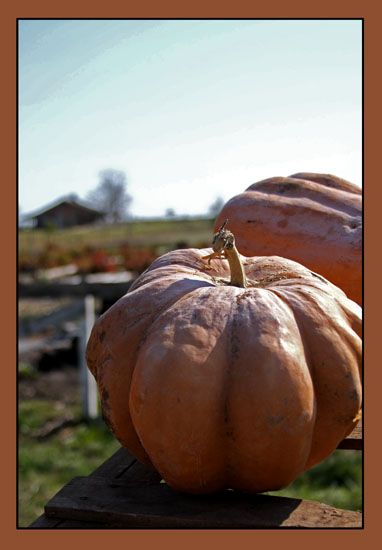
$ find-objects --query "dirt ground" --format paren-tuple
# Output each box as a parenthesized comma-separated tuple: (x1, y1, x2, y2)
(18, 366, 81, 405)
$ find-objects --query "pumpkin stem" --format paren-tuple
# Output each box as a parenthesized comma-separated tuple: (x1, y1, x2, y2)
(209, 221, 247, 288)
(224, 241, 247, 288)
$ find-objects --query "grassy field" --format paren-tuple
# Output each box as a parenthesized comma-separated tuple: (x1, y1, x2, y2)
(268, 451, 362, 511)
(19, 217, 216, 274)
(18, 399, 120, 527)
(19, 217, 215, 257)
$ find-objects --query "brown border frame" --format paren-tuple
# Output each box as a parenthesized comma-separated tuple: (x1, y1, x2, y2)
(6, 3, 376, 549)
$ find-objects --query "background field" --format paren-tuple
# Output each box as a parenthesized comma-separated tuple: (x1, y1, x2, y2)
(19, 217, 214, 258)
(19, 217, 215, 275)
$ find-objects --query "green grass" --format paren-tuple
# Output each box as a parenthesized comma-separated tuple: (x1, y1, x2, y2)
(18, 362, 38, 381)
(268, 450, 362, 511)
(18, 399, 119, 527)
(19, 217, 215, 257)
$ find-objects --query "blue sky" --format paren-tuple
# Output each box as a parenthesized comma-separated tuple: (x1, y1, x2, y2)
(18, 19, 362, 218)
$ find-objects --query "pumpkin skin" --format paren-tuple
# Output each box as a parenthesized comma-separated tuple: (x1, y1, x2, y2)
(214, 173, 362, 305)
(86, 247, 362, 495)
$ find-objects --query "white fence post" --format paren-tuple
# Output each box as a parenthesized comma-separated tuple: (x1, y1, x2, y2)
(80, 294, 98, 419)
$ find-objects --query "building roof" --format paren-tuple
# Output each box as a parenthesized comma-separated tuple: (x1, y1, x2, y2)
(24, 196, 105, 220)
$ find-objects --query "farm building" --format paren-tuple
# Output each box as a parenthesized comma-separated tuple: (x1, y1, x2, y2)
(23, 197, 105, 229)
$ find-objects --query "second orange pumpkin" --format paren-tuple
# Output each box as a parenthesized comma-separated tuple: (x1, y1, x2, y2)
(215, 173, 362, 305)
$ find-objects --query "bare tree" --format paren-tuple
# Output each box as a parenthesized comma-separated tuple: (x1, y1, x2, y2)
(165, 208, 176, 218)
(208, 196, 225, 218)
(87, 169, 132, 223)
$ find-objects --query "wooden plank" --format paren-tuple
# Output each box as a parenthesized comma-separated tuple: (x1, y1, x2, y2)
(90, 448, 137, 479)
(113, 457, 162, 486)
(337, 420, 362, 450)
(29, 515, 64, 528)
(45, 475, 361, 528)
(29, 514, 107, 529)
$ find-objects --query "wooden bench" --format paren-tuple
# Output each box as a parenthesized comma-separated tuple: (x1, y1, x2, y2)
(30, 420, 362, 529)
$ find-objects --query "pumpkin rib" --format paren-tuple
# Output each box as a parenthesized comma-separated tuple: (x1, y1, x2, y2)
(87, 279, 218, 441)
(290, 172, 362, 195)
(129, 285, 236, 493)
(268, 284, 361, 468)
(221, 287, 241, 484)
(87, 276, 219, 467)
(265, 285, 315, 373)
(222, 287, 316, 491)
(246, 177, 360, 218)
(264, 286, 319, 466)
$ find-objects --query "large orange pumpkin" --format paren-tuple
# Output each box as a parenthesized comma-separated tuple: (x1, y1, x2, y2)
(214, 173, 362, 305)
(86, 225, 362, 494)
